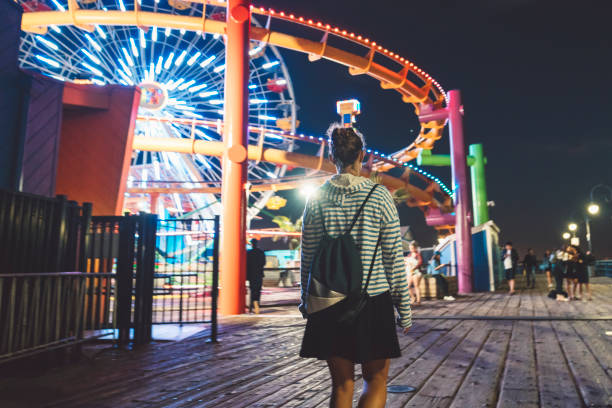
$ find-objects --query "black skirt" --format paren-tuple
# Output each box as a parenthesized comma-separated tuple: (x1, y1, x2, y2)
(299, 291, 401, 364)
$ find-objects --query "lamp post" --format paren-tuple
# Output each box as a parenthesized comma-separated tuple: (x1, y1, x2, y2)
(585, 184, 612, 254)
(562, 232, 571, 240)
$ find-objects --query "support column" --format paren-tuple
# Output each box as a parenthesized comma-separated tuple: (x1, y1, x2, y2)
(220, 0, 250, 315)
(447, 90, 473, 293)
(469, 143, 489, 226)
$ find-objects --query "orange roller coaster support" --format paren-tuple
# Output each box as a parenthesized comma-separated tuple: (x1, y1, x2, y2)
(219, 0, 250, 316)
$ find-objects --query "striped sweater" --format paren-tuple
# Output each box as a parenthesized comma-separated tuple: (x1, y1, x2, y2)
(300, 174, 412, 328)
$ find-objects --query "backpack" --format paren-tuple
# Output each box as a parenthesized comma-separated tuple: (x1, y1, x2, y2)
(304, 184, 383, 325)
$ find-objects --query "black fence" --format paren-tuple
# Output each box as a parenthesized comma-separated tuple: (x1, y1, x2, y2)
(0, 189, 220, 362)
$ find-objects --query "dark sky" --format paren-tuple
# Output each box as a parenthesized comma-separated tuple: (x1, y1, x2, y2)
(255, 0, 612, 258)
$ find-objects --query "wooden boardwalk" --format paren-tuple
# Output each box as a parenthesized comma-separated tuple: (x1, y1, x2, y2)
(1, 277, 611, 408)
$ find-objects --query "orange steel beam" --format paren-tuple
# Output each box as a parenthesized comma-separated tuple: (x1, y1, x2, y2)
(219, 0, 250, 315)
(132, 136, 437, 207)
(126, 177, 328, 194)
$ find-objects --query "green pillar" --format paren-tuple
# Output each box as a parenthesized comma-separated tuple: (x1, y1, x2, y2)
(469, 143, 488, 225)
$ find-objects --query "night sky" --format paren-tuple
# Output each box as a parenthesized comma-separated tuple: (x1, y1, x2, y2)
(254, 0, 612, 258)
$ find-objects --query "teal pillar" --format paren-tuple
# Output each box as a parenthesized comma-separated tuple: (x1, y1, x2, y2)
(469, 144, 488, 225)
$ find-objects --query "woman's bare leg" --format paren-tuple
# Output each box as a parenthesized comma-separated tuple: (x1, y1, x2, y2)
(358, 359, 390, 408)
(414, 275, 422, 304)
(327, 356, 355, 408)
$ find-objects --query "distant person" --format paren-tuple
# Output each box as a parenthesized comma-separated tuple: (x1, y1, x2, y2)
(405, 242, 423, 305)
(247, 239, 266, 314)
(574, 246, 592, 301)
(502, 242, 519, 295)
(542, 250, 553, 288)
(299, 124, 411, 408)
(427, 251, 455, 301)
(523, 248, 538, 289)
(548, 248, 569, 301)
(565, 245, 578, 300)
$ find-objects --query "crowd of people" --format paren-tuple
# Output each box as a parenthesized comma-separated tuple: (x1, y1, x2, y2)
(502, 241, 595, 300)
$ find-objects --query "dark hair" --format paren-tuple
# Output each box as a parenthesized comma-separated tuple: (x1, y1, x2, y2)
(327, 123, 365, 170)
(505, 241, 513, 246)
(250, 238, 259, 247)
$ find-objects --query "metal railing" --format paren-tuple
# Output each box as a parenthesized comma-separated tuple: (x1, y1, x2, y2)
(594, 260, 612, 277)
(0, 272, 89, 362)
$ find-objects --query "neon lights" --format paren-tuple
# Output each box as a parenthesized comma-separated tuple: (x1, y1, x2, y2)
(209, 99, 224, 105)
(213, 64, 226, 73)
(164, 52, 175, 69)
(275, 79, 287, 85)
(35, 55, 60, 68)
(165, 27, 171, 36)
(189, 83, 208, 93)
(35, 36, 59, 51)
(175, 51, 187, 66)
(82, 49, 101, 65)
(118, 58, 131, 74)
(249, 98, 268, 104)
(92, 78, 105, 86)
(121, 48, 134, 66)
(262, 61, 280, 69)
(199, 55, 216, 68)
(139, 29, 146, 49)
(199, 90, 219, 98)
(249, 46, 263, 56)
(259, 114, 277, 121)
(50, 0, 65, 12)
(186, 52, 201, 66)
(50, 25, 61, 33)
(118, 0, 126, 12)
(167, 78, 185, 90)
(155, 56, 163, 75)
(84, 34, 102, 52)
(95, 25, 106, 39)
(248, 84, 257, 89)
(81, 62, 103, 76)
(129, 38, 139, 57)
(178, 79, 196, 91)
(152, 27, 158, 42)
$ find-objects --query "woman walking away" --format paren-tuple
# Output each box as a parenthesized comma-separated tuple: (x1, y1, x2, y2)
(523, 248, 538, 289)
(405, 242, 423, 305)
(299, 124, 412, 408)
(542, 250, 553, 288)
(574, 246, 592, 301)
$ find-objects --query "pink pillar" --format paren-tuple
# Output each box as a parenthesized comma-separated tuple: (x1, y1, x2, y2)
(447, 90, 473, 293)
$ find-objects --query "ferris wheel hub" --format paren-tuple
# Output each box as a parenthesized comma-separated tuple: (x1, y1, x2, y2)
(139, 82, 168, 111)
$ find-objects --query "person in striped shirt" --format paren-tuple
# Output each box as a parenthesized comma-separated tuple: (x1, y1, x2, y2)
(299, 124, 412, 408)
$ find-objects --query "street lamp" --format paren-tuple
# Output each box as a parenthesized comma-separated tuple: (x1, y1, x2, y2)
(562, 232, 571, 240)
(568, 223, 577, 232)
(585, 184, 612, 253)
(587, 203, 600, 215)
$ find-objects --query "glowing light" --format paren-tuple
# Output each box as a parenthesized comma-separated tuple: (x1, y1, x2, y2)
(588, 203, 600, 215)
(249, 98, 268, 104)
(189, 83, 208, 93)
(568, 223, 578, 232)
(118, 0, 126, 11)
(139, 29, 146, 49)
(199, 55, 216, 68)
(81, 62, 103, 76)
(213, 64, 226, 73)
(178, 80, 196, 91)
(92, 78, 105, 86)
(262, 61, 280, 69)
(199, 90, 218, 98)
(259, 114, 277, 121)
(248, 84, 257, 89)
(95, 25, 106, 39)
(275, 79, 287, 85)
(121, 48, 134, 66)
(50, 25, 61, 33)
(152, 27, 158, 42)
(167, 78, 185, 91)
(51, 75, 65, 81)
(165, 27, 171, 36)
(213, 33, 220, 39)
(164, 52, 175, 69)
(249, 46, 263, 56)
(175, 51, 188, 66)
(82, 49, 101, 65)
(50, 0, 65, 11)
(187, 52, 201, 66)
(180, 28, 186, 35)
(129, 38, 139, 57)
(148, 62, 155, 81)
(35, 36, 59, 51)
(209, 99, 224, 105)
(562, 232, 571, 240)
(155, 56, 163, 75)
(84, 34, 102, 52)
(35, 55, 60, 68)
(118, 58, 131, 74)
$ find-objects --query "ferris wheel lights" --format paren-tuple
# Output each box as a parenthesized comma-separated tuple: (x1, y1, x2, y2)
(180, 29, 186, 35)
(175, 50, 188, 66)
(95, 25, 106, 40)
(165, 27, 171, 36)
(248, 84, 257, 89)
(209, 99, 224, 105)
(129, 38, 139, 57)
(82, 49, 101, 65)
(82, 61, 103, 76)
(35, 36, 59, 51)
(85, 34, 102, 52)
(92, 78, 106, 86)
(178, 79, 196, 91)
(249, 98, 268, 104)
(189, 83, 208, 93)
(121, 48, 135, 66)
(50, 25, 62, 33)
(259, 114, 277, 121)
(262, 61, 280, 69)
(275, 79, 287, 85)
(164, 52, 175, 69)
(187, 52, 201, 66)
(248, 46, 263, 56)
(200, 55, 216, 68)
(118, 0, 126, 12)
(50, 0, 65, 11)
(199, 90, 218, 98)
(139, 30, 146, 49)
(35, 55, 60, 68)
(213, 64, 226, 73)
(155, 55, 163, 74)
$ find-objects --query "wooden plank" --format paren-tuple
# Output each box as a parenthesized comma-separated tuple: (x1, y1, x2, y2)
(553, 321, 612, 407)
(450, 329, 510, 408)
(497, 321, 539, 407)
(405, 321, 490, 407)
(533, 321, 582, 408)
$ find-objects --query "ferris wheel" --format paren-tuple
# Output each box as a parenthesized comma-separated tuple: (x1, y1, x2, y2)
(18, 0, 298, 221)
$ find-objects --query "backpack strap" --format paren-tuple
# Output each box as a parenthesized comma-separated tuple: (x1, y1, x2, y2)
(362, 228, 383, 294)
(345, 184, 380, 234)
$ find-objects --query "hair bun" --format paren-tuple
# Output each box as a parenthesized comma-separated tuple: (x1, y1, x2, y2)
(326, 123, 365, 170)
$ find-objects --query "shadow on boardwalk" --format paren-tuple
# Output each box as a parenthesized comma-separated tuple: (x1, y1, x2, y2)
(1, 277, 611, 407)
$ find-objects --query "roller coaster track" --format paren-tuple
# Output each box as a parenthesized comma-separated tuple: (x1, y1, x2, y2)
(21, 0, 451, 210)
